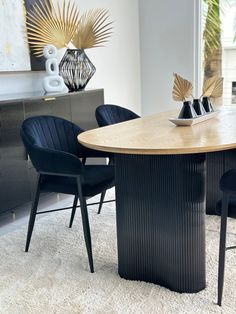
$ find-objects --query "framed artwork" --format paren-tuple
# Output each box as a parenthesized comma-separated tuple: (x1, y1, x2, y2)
(0, 0, 46, 72)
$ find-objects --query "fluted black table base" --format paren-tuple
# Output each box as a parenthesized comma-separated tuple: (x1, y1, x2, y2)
(115, 153, 206, 293)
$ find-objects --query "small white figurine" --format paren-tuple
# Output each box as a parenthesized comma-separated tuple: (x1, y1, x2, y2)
(42, 44, 68, 93)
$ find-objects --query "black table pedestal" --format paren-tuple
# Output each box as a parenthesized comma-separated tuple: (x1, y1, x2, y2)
(115, 153, 206, 293)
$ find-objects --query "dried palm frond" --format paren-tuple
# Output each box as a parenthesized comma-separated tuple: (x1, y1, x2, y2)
(72, 8, 113, 50)
(172, 73, 193, 102)
(210, 77, 223, 98)
(201, 76, 217, 97)
(26, 0, 80, 56)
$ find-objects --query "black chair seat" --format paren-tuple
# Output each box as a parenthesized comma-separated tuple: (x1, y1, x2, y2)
(41, 165, 114, 197)
(219, 169, 236, 193)
(216, 197, 236, 219)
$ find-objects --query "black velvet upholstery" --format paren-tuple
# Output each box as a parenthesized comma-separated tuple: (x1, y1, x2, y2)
(95, 104, 140, 127)
(216, 198, 236, 219)
(219, 169, 236, 193)
(215, 169, 236, 218)
(21, 115, 114, 197)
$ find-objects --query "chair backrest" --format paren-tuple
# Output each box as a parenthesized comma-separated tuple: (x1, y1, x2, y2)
(95, 104, 140, 127)
(21, 115, 84, 167)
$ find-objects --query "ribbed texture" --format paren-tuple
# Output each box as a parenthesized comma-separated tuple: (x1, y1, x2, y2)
(206, 152, 225, 214)
(115, 154, 206, 293)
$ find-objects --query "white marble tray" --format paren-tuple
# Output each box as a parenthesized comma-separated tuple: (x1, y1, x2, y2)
(169, 111, 219, 126)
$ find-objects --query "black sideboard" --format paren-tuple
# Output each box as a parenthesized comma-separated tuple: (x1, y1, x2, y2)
(0, 89, 104, 215)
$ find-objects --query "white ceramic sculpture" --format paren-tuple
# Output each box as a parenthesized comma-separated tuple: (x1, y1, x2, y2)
(42, 44, 68, 94)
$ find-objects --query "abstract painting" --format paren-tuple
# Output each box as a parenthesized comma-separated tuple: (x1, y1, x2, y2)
(0, 1, 30, 71)
(0, 0, 46, 72)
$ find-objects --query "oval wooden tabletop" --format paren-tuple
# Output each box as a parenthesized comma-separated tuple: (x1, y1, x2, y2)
(78, 105, 236, 155)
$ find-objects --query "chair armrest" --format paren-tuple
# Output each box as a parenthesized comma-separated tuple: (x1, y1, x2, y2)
(29, 146, 83, 176)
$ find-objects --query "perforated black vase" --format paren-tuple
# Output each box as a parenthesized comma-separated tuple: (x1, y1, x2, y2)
(59, 49, 96, 92)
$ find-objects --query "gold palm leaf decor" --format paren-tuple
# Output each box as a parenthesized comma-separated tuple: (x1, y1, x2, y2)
(172, 73, 193, 102)
(201, 76, 217, 97)
(26, 0, 113, 92)
(210, 77, 224, 98)
(26, 0, 80, 56)
(72, 9, 113, 50)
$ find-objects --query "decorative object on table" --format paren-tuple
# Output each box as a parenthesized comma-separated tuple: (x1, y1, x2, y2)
(172, 73, 196, 118)
(178, 101, 197, 119)
(201, 77, 224, 112)
(42, 45, 68, 94)
(193, 98, 206, 115)
(169, 111, 219, 126)
(26, 0, 113, 92)
(201, 77, 218, 112)
(202, 96, 214, 113)
(171, 73, 223, 125)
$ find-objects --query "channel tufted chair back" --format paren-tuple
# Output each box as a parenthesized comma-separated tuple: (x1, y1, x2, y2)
(95, 104, 140, 127)
(22, 115, 82, 153)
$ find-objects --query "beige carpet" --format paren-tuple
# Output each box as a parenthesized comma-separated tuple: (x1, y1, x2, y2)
(0, 188, 236, 314)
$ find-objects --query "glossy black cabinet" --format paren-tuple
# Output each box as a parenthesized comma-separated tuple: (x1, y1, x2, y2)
(0, 89, 104, 214)
(0, 102, 30, 212)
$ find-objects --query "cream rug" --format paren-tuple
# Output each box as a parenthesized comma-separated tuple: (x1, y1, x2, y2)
(0, 188, 236, 314)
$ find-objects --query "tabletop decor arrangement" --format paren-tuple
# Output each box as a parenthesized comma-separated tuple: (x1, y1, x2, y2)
(171, 73, 223, 126)
(26, 0, 113, 92)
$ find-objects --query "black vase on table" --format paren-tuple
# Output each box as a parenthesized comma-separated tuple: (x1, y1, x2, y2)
(59, 49, 96, 92)
(202, 97, 214, 113)
(178, 101, 197, 119)
(193, 99, 206, 116)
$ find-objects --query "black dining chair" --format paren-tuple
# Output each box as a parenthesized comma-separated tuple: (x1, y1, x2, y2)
(95, 104, 140, 214)
(20, 115, 115, 273)
(95, 104, 140, 128)
(215, 169, 236, 305)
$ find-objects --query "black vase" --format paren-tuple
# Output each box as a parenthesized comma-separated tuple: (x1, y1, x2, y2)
(202, 97, 214, 113)
(59, 49, 96, 92)
(178, 101, 197, 119)
(193, 99, 206, 116)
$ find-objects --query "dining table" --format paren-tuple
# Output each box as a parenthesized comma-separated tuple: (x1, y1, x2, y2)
(78, 105, 236, 293)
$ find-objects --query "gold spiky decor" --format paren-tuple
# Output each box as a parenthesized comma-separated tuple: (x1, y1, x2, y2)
(172, 73, 223, 119)
(26, 0, 113, 91)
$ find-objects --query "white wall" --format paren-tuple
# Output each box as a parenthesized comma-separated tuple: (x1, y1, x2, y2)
(77, 0, 141, 114)
(0, 0, 141, 114)
(139, 0, 201, 115)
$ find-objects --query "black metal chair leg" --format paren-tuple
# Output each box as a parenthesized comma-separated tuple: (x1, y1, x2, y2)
(69, 196, 79, 228)
(217, 192, 229, 306)
(97, 191, 106, 214)
(77, 178, 94, 273)
(25, 175, 41, 252)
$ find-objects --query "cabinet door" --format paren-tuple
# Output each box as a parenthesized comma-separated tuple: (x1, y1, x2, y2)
(0, 102, 30, 214)
(24, 95, 71, 120)
(70, 89, 104, 130)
